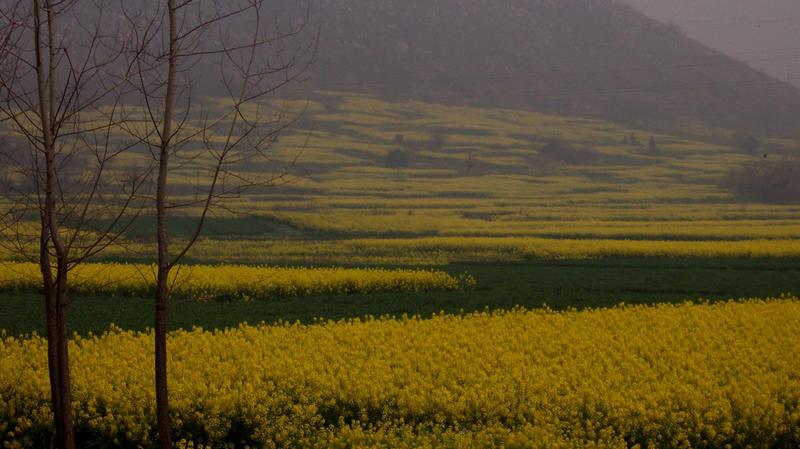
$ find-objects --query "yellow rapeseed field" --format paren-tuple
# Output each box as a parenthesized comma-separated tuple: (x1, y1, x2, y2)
(174, 237, 800, 265)
(2, 299, 799, 448)
(0, 263, 468, 299)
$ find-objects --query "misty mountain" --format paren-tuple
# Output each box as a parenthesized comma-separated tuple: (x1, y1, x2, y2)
(620, 0, 800, 89)
(285, 0, 800, 136)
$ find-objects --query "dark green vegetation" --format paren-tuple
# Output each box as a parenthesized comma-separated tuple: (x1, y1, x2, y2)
(3, 258, 798, 336)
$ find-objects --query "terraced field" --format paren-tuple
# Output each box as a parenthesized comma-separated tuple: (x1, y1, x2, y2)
(4, 91, 798, 265)
(103, 91, 800, 260)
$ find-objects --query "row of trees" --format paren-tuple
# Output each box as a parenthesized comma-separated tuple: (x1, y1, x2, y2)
(622, 133, 660, 154)
(0, 1, 315, 448)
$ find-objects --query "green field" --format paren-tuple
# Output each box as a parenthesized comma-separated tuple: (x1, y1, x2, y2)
(3, 258, 798, 336)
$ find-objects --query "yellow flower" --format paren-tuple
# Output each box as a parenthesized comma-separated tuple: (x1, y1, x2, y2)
(1, 299, 799, 448)
(0, 263, 464, 300)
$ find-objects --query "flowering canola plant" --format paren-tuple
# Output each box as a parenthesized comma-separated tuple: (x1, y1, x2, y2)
(0, 263, 468, 299)
(2, 299, 799, 448)
(176, 236, 800, 265)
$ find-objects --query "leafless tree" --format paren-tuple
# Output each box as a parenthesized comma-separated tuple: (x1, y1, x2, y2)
(1, 0, 313, 446)
(116, 0, 316, 446)
(0, 1, 153, 448)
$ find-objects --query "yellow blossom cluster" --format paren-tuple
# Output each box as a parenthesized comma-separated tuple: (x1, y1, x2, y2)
(0, 263, 468, 300)
(2, 299, 799, 448)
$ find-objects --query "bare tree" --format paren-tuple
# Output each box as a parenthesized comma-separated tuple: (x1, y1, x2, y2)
(117, 0, 316, 446)
(0, 1, 152, 448)
(0, 0, 313, 445)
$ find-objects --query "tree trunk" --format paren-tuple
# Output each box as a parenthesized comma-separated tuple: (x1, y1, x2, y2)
(155, 2, 177, 446)
(41, 250, 74, 449)
(34, 0, 76, 446)
(40, 230, 62, 447)
(55, 266, 75, 449)
(154, 266, 171, 449)
(44, 291, 61, 446)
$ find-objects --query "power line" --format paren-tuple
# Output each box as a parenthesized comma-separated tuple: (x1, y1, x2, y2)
(681, 16, 800, 34)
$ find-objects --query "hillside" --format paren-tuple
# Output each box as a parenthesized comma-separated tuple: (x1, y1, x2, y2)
(280, 0, 800, 136)
(621, 0, 800, 89)
(89, 91, 800, 255)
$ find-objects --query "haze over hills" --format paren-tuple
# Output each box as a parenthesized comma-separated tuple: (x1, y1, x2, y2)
(279, 0, 800, 136)
(621, 0, 800, 89)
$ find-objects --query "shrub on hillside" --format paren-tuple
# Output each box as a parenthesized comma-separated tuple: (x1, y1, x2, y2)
(723, 160, 800, 203)
(386, 148, 411, 168)
(535, 139, 600, 166)
(464, 152, 489, 176)
(646, 136, 660, 155)
(731, 131, 761, 156)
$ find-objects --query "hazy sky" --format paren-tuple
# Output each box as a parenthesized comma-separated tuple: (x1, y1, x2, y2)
(621, 0, 800, 86)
